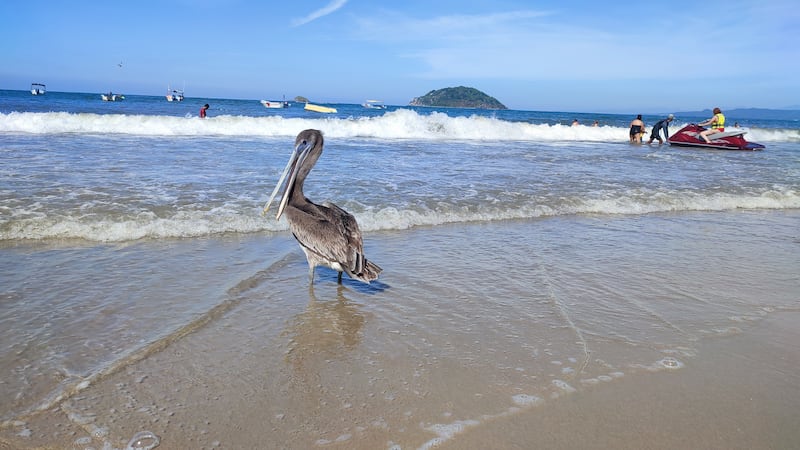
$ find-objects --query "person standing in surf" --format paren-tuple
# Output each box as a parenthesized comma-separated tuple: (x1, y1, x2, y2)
(200, 104, 209, 118)
(629, 115, 645, 144)
(647, 114, 675, 145)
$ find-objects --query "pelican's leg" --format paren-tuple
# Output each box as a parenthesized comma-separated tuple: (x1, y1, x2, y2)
(308, 266, 316, 284)
(337, 272, 343, 284)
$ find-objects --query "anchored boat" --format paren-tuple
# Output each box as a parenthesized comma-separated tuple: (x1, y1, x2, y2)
(101, 92, 125, 102)
(166, 86, 184, 102)
(31, 83, 46, 95)
(260, 99, 289, 109)
(304, 103, 337, 113)
(362, 100, 386, 109)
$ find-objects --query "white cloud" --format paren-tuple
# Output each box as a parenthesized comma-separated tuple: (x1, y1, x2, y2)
(353, 6, 799, 82)
(354, 10, 553, 42)
(292, 0, 348, 27)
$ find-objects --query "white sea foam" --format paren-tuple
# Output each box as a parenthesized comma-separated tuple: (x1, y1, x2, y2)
(418, 419, 481, 450)
(551, 379, 577, 394)
(2, 110, 796, 142)
(632, 357, 686, 373)
(745, 127, 800, 143)
(0, 211, 280, 242)
(511, 394, 543, 407)
(2, 187, 799, 242)
(2, 107, 798, 243)
(416, 394, 546, 449)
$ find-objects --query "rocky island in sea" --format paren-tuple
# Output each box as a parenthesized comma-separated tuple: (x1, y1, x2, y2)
(409, 86, 507, 110)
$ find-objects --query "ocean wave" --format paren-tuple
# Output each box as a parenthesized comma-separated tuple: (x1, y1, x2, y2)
(3, 189, 797, 242)
(743, 127, 800, 143)
(2, 110, 797, 142)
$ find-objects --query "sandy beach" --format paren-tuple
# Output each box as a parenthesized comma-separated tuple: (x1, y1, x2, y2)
(3, 313, 798, 450)
(437, 311, 800, 450)
(2, 209, 798, 449)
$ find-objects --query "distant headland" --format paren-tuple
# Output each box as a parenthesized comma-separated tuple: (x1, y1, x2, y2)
(674, 107, 800, 121)
(409, 86, 507, 110)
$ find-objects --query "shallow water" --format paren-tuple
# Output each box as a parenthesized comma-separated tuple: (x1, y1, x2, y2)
(2, 210, 798, 448)
(2, 126, 798, 242)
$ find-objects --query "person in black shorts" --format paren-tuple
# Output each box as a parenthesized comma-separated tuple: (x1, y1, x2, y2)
(647, 114, 675, 145)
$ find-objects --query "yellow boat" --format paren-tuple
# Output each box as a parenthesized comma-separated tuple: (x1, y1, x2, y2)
(304, 103, 337, 113)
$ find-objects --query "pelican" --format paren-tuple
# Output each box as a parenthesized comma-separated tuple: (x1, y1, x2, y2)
(263, 129, 382, 284)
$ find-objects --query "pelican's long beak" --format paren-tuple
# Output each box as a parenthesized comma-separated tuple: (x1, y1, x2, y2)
(262, 148, 297, 217)
(262, 139, 314, 220)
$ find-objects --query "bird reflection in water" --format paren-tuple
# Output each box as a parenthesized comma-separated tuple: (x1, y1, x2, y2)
(283, 284, 367, 373)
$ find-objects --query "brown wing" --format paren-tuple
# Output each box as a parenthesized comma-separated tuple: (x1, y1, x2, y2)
(285, 201, 365, 273)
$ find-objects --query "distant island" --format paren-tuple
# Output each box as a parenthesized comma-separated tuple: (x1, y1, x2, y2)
(294, 96, 309, 103)
(674, 107, 800, 121)
(409, 86, 507, 110)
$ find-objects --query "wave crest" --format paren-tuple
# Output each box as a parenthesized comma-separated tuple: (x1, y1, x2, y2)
(2, 110, 796, 142)
(3, 189, 797, 242)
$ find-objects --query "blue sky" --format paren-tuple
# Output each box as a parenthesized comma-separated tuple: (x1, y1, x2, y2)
(2, 0, 798, 113)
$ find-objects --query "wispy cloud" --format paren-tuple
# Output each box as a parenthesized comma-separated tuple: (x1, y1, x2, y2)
(353, 7, 797, 82)
(354, 10, 553, 42)
(292, 0, 348, 27)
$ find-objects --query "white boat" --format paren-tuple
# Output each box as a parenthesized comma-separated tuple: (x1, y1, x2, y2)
(260, 99, 289, 109)
(166, 87, 184, 102)
(101, 92, 124, 101)
(31, 83, 46, 95)
(304, 103, 337, 113)
(363, 99, 386, 109)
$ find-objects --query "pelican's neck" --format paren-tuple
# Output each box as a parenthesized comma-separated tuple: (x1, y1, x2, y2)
(288, 176, 308, 207)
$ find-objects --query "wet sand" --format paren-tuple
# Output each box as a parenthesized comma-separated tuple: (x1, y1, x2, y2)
(437, 311, 800, 450)
(3, 311, 798, 450)
(1, 211, 798, 449)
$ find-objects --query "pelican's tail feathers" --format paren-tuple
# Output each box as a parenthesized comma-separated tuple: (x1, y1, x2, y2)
(348, 259, 382, 284)
(364, 259, 382, 280)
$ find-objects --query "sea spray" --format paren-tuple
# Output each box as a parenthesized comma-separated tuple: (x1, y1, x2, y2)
(2, 110, 797, 142)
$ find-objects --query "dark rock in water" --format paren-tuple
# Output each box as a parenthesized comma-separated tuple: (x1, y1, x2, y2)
(409, 86, 507, 110)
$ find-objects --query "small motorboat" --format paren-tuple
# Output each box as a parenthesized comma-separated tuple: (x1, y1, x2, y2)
(304, 103, 337, 113)
(31, 83, 46, 95)
(101, 92, 124, 102)
(166, 88, 184, 102)
(260, 99, 289, 109)
(668, 124, 764, 151)
(362, 100, 386, 109)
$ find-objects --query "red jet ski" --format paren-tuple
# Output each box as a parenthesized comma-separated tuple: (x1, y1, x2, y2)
(668, 124, 765, 151)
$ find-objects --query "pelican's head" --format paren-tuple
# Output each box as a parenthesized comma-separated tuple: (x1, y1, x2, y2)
(262, 129, 324, 219)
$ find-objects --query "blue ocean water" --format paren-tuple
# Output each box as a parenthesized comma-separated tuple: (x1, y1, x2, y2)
(1, 89, 798, 242)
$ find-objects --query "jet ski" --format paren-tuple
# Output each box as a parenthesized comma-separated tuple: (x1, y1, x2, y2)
(668, 124, 765, 151)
